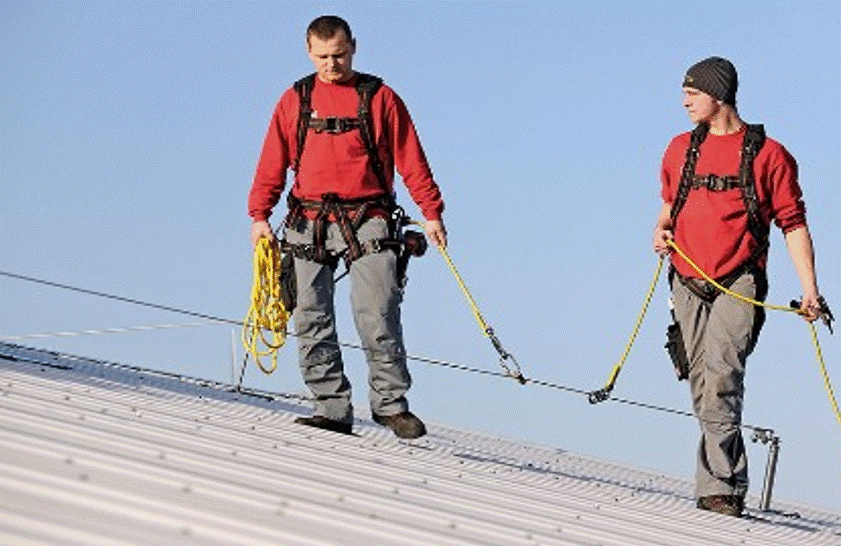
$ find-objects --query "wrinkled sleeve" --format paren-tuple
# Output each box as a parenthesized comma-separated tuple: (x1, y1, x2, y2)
(768, 144, 806, 233)
(385, 89, 444, 220)
(248, 92, 295, 221)
(660, 136, 684, 205)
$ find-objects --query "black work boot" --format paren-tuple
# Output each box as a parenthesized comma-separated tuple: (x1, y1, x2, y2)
(294, 415, 353, 435)
(697, 495, 745, 517)
(372, 411, 427, 439)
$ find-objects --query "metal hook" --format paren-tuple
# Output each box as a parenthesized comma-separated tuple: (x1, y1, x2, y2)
(486, 327, 526, 385)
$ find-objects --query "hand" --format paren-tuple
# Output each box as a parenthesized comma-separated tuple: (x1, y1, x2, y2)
(425, 219, 447, 249)
(798, 291, 822, 323)
(653, 227, 673, 256)
(251, 220, 275, 247)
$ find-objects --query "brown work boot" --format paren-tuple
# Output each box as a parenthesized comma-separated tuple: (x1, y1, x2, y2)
(697, 495, 744, 517)
(372, 411, 427, 439)
(294, 415, 353, 435)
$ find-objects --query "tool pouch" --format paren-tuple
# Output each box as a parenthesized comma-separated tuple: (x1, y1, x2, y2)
(396, 229, 428, 288)
(665, 322, 689, 381)
(279, 251, 297, 314)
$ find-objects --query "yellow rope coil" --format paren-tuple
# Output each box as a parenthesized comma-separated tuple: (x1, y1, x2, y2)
(242, 237, 290, 374)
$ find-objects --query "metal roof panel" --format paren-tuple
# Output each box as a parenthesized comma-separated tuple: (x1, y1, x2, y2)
(1, 342, 839, 546)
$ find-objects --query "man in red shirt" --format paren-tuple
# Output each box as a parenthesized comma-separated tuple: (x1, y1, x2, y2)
(249, 15, 446, 439)
(653, 57, 823, 516)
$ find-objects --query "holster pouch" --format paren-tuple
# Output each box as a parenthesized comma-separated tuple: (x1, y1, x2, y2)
(665, 322, 689, 381)
(279, 251, 297, 314)
(396, 229, 427, 287)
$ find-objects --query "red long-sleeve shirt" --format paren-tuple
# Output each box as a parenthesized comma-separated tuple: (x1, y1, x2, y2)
(661, 127, 806, 279)
(249, 73, 444, 222)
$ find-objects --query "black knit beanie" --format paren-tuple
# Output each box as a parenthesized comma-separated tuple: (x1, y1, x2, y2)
(682, 57, 738, 105)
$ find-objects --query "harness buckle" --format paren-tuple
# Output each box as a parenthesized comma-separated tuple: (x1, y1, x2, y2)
(313, 116, 356, 134)
(693, 174, 737, 191)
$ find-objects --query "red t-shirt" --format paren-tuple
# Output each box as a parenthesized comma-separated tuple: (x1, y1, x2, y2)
(249, 74, 444, 222)
(661, 127, 806, 279)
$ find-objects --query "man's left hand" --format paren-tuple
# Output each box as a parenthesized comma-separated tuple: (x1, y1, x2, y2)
(799, 291, 822, 322)
(425, 219, 447, 248)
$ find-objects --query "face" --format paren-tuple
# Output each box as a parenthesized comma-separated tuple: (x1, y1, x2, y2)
(682, 87, 721, 124)
(308, 31, 355, 83)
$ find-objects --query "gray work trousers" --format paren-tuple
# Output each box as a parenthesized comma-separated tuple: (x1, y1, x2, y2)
(285, 216, 410, 424)
(671, 268, 766, 499)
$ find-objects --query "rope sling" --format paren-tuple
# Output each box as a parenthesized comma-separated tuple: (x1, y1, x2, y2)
(411, 221, 526, 384)
(590, 239, 840, 433)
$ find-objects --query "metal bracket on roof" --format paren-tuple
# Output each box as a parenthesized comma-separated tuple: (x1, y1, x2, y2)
(751, 428, 781, 512)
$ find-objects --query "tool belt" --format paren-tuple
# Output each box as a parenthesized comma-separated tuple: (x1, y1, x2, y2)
(674, 268, 741, 303)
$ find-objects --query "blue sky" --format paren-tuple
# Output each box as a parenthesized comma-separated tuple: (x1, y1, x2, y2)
(2, 1, 839, 512)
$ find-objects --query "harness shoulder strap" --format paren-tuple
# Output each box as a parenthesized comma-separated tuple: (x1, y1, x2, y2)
(292, 73, 317, 172)
(672, 122, 770, 275)
(738, 124, 767, 247)
(354, 73, 387, 188)
(671, 124, 708, 224)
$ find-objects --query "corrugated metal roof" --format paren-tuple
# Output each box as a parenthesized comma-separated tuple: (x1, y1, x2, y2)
(1, 341, 839, 546)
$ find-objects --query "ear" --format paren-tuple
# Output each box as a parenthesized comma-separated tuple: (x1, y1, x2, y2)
(350, 38, 356, 55)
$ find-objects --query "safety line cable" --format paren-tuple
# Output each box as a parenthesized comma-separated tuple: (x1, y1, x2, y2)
(242, 237, 290, 375)
(0, 267, 824, 433)
(1, 322, 217, 341)
(0, 271, 241, 325)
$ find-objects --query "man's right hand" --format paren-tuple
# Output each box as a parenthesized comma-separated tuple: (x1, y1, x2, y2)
(652, 202, 674, 256)
(653, 227, 673, 256)
(251, 220, 275, 247)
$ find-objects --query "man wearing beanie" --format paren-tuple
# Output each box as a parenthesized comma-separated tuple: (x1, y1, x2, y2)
(652, 57, 824, 517)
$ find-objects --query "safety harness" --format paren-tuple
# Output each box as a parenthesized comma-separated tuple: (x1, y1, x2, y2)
(670, 123, 768, 302)
(282, 72, 425, 282)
